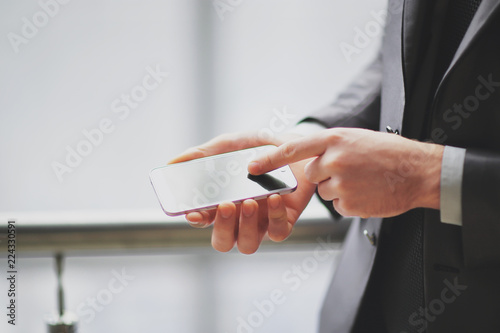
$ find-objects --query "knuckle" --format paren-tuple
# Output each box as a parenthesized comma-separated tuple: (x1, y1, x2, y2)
(317, 182, 334, 201)
(340, 200, 354, 213)
(333, 177, 347, 194)
(324, 152, 342, 169)
(269, 205, 287, 220)
(326, 129, 342, 143)
(336, 198, 357, 217)
(281, 143, 296, 160)
(195, 146, 210, 158)
(261, 154, 275, 171)
(332, 199, 347, 217)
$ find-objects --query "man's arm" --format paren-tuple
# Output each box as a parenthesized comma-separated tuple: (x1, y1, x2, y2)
(248, 128, 443, 218)
(301, 54, 469, 230)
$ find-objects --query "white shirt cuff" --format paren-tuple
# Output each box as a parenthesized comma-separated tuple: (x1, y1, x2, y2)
(440, 146, 466, 226)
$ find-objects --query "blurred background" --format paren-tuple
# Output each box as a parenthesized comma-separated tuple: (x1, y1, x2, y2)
(0, 0, 385, 332)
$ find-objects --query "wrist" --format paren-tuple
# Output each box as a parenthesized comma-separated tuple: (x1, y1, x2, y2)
(412, 143, 444, 210)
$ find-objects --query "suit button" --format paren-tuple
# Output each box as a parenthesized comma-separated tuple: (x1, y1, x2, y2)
(363, 229, 376, 246)
(385, 126, 399, 135)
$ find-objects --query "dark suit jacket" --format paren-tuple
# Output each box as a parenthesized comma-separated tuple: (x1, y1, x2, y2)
(308, 1, 500, 332)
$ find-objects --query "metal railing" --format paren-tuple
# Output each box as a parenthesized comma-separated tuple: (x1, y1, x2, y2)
(0, 208, 349, 255)
(0, 207, 349, 332)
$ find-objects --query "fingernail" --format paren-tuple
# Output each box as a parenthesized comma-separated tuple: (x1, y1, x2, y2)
(186, 214, 204, 226)
(220, 206, 232, 219)
(248, 161, 261, 174)
(242, 202, 255, 217)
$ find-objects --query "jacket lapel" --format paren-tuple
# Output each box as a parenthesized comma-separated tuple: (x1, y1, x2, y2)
(434, 0, 500, 97)
(379, 0, 406, 133)
(380, 0, 429, 134)
(401, 0, 432, 97)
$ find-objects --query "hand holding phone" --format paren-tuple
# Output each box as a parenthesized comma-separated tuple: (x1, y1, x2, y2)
(161, 131, 319, 254)
(150, 145, 298, 216)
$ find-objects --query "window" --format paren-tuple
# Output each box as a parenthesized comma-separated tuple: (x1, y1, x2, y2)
(1, 0, 384, 213)
(0, 1, 385, 332)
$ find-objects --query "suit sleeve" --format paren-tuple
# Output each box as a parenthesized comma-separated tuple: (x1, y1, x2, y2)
(461, 149, 500, 268)
(301, 53, 382, 130)
(300, 54, 383, 218)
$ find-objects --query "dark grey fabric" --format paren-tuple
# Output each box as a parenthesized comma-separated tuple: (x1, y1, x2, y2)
(319, 217, 383, 332)
(313, 0, 500, 332)
(379, 209, 425, 333)
(434, 0, 483, 85)
(301, 54, 382, 131)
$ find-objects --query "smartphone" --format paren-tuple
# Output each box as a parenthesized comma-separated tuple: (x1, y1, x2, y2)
(150, 145, 298, 216)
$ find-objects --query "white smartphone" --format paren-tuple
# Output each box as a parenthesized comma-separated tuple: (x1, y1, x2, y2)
(150, 145, 298, 216)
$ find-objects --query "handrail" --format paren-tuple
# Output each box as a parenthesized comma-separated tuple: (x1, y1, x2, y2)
(0, 208, 349, 255)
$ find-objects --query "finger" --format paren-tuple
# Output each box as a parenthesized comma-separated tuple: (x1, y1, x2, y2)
(169, 132, 273, 164)
(331, 199, 343, 216)
(248, 134, 328, 175)
(211, 202, 238, 252)
(267, 194, 292, 242)
(317, 178, 339, 201)
(237, 200, 260, 254)
(303, 156, 333, 184)
(168, 147, 207, 164)
(186, 210, 215, 228)
(331, 198, 355, 218)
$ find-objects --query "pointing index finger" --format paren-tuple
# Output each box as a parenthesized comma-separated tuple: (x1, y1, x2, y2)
(248, 135, 327, 175)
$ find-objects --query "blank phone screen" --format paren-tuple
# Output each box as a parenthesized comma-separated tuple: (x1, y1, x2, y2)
(150, 146, 297, 215)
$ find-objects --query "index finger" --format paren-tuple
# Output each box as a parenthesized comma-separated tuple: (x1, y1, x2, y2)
(168, 131, 276, 165)
(248, 134, 327, 175)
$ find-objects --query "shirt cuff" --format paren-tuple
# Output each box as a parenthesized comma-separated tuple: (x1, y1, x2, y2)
(287, 121, 326, 136)
(440, 146, 466, 226)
